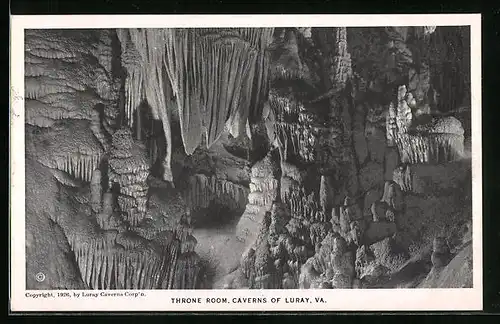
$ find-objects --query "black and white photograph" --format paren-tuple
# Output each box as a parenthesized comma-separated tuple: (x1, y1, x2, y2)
(10, 14, 482, 312)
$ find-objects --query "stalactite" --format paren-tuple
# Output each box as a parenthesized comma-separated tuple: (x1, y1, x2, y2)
(118, 28, 274, 182)
(249, 29, 274, 123)
(53, 153, 101, 183)
(183, 174, 250, 211)
(25, 76, 78, 100)
(142, 29, 174, 182)
(274, 122, 318, 163)
(428, 26, 470, 113)
(73, 243, 166, 289)
(394, 133, 464, 164)
(199, 33, 257, 144)
(387, 85, 465, 164)
(226, 48, 256, 138)
(118, 29, 171, 181)
(64, 220, 197, 290)
(118, 29, 145, 127)
(163, 29, 203, 155)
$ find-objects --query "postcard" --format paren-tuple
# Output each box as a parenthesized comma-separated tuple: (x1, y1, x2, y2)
(10, 14, 482, 312)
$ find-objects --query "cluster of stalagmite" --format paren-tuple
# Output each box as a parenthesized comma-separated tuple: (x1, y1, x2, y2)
(300, 233, 356, 289)
(227, 26, 472, 290)
(295, 178, 405, 289)
(396, 132, 465, 164)
(227, 27, 365, 289)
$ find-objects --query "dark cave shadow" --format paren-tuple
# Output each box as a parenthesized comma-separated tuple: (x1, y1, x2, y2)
(190, 202, 245, 232)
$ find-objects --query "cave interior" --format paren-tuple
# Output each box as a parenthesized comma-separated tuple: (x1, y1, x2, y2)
(24, 26, 473, 290)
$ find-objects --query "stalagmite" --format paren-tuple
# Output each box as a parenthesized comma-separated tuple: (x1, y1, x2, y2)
(108, 127, 150, 225)
(395, 85, 413, 133)
(392, 165, 413, 192)
(386, 102, 397, 147)
(381, 181, 404, 212)
(431, 237, 452, 268)
(319, 175, 334, 216)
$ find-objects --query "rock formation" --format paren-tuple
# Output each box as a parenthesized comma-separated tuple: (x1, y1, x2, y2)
(24, 26, 472, 290)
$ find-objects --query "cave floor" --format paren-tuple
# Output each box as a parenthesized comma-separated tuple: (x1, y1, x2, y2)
(192, 210, 247, 288)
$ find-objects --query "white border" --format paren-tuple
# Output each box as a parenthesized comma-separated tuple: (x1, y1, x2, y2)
(10, 14, 482, 312)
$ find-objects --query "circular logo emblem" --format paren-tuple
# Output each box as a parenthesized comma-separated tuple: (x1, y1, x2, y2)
(35, 272, 45, 282)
